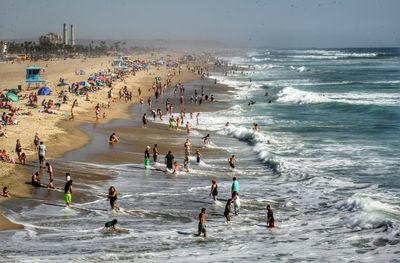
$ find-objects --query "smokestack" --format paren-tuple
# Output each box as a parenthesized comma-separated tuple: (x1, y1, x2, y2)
(63, 23, 68, 45)
(70, 24, 75, 46)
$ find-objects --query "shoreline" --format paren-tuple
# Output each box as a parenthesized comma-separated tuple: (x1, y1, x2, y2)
(0, 54, 204, 230)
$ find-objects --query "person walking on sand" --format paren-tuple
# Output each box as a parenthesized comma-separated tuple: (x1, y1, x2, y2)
(108, 186, 119, 210)
(38, 141, 46, 168)
(33, 132, 40, 152)
(209, 179, 218, 201)
(95, 103, 101, 121)
(69, 99, 78, 120)
(15, 139, 22, 163)
(64, 180, 73, 207)
(267, 205, 275, 228)
(195, 208, 207, 237)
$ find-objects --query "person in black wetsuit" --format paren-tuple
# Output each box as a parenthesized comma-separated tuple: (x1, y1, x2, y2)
(165, 150, 175, 170)
(105, 219, 118, 230)
(209, 179, 218, 201)
(108, 186, 118, 209)
(267, 205, 275, 228)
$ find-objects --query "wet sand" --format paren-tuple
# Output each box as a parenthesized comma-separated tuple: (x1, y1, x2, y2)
(0, 54, 202, 230)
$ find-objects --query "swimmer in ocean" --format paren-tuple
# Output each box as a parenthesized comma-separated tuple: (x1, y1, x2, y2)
(109, 132, 120, 143)
(229, 155, 236, 169)
(104, 219, 118, 230)
(108, 186, 118, 210)
(267, 205, 275, 228)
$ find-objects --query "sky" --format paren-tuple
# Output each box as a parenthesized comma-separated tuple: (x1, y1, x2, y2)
(0, 0, 399, 48)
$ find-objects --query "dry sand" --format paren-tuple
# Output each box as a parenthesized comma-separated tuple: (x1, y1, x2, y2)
(0, 54, 199, 230)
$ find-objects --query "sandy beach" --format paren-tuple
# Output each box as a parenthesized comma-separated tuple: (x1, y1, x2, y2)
(0, 54, 201, 230)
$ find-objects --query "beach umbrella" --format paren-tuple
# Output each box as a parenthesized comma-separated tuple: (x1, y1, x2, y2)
(6, 91, 19, 102)
(37, 86, 52, 96)
(9, 88, 20, 95)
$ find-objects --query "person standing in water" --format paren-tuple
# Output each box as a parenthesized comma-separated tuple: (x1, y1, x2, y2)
(152, 144, 159, 163)
(231, 177, 239, 195)
(224, 199, 232, 223)
(144, 146, 151, 167)
(195, 150, 202, 164)
(209, 179, 218, 201)
(38, 141, 46, 168)
(142, 113, 148, 128)
(232, 191, 240, 215)
(165, 150, 175, 170)
(195, 208, 207, 237)
(267, 205, 275, 228)
(228, 155, 236, 169)
(202, 134, 210, 145)
(108, 186, 118, 210)
(64, 180, 73, 207)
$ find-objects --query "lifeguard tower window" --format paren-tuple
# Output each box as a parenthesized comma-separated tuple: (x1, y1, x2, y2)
(28, 69, 41, 75)
(26, 66, 46, 88)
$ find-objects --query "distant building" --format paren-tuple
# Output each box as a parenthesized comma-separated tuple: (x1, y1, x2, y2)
(39, 32, 62, 45)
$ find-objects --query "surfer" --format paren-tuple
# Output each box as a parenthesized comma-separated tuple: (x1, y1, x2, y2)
(228, 155, 236, 169)
(224, 199, 232, 223)
(108, 186, 118, 210)
(209, 179, 218, 201)
(267, 205, 275, 228)
(195, 208, 207, 237)
(64, 180, 73, 207)
(104, 219, 118, 230)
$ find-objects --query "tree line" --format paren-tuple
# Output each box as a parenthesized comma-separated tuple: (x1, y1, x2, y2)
(1, 40, 165, 60)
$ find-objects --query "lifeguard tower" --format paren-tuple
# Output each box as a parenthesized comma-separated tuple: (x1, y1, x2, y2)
(26, 66, 47, 88)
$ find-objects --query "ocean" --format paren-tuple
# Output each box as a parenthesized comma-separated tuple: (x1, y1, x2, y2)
(1, 48, 399, 262)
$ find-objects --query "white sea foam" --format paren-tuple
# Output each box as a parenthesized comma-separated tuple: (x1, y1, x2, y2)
(277, 86, 400, 106)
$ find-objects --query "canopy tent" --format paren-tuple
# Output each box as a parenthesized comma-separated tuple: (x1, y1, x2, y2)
(79, 81, 91, 87)
(6, 91, 19, 102)
(37, 86, 52, 95)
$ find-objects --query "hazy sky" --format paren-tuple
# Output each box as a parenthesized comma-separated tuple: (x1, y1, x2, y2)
(0, 0, 399, 48)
